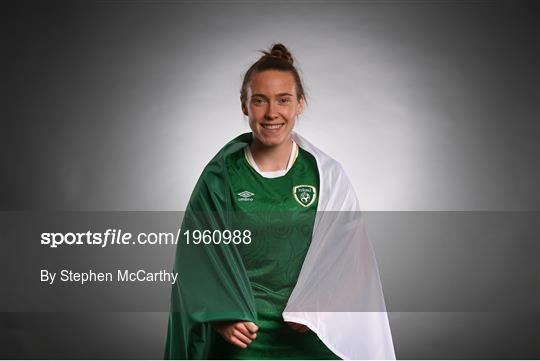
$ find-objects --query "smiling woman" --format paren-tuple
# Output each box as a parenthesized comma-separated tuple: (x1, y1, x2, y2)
(164, 43, 395, 360)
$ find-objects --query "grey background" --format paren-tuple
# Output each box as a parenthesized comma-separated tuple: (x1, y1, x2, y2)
(2, 0, 538, 359)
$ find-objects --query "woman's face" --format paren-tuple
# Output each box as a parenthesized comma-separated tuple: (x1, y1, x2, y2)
(242, 70, 304, 147)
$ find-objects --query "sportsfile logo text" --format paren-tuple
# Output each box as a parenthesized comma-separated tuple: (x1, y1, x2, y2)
(40, 229, 180, 248)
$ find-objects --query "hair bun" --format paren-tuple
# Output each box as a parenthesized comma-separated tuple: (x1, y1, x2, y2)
(241, 42, 306, 105)
(261, 43, 294, 65)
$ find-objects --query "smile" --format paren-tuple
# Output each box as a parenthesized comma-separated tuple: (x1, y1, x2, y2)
(261, 123, 284, 129)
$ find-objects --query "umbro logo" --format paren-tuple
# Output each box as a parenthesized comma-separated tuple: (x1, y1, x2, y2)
(237, 190, 254, 202)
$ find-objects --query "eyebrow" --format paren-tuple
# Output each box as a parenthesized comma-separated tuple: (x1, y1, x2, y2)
(251, 93, 294, 98)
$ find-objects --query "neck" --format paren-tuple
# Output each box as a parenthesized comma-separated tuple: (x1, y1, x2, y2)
(250, 136, 293, 172)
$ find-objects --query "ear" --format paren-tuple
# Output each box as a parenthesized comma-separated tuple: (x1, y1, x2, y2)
(297, 96, 305, 115)
(241, 97, 249, 116)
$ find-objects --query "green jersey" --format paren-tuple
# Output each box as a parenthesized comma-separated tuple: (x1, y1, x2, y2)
(210, 144, 339, 359)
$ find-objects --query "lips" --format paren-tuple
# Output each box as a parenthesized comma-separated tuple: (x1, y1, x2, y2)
(261, 123, 284, 130)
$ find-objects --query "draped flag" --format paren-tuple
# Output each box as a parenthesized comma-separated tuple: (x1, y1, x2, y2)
(164, 132, 395, 360)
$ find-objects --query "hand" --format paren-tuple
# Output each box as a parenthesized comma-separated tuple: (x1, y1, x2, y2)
(212, 321, 258, 349)
(286, 321, 310, 333)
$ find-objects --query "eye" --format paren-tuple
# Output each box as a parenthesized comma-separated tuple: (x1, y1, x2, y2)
(278, 98, 291, 104)
(252, 98, 266, 105)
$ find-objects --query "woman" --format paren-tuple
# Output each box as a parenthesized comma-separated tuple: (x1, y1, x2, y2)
(164, 43, 395, 360)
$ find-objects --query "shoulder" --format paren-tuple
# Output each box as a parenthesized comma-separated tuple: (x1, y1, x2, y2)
(292, 132, 360, 211)
(296, 146, 318, 170)
(198, 133, 252, 180)
(187, 133, 252, 210)
(293, 132, 349, 182)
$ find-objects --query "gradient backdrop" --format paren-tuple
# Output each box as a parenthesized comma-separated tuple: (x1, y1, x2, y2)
(3, 0, 538, 359)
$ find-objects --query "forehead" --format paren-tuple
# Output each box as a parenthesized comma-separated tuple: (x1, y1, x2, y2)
(248, 70, 296, 95)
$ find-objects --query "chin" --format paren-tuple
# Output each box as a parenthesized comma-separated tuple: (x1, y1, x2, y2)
(257, 133, 288, 147)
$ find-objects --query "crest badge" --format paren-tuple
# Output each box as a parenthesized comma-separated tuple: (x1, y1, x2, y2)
(293, 185, 317, 208)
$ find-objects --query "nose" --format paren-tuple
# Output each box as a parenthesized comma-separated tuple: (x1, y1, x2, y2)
(265, 101, 279, 120)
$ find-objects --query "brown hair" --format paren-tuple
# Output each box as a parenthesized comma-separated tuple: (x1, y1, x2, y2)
(240, 43, 307, 105)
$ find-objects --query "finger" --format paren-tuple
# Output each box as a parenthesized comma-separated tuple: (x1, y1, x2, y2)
(236, 323, 257, 339)
(288, 322, 301, 330)
(288, 322, 309, 333)
(229, 335, 248, 349)
(233, 329, 253, 345)
(244, 321, 259, 333)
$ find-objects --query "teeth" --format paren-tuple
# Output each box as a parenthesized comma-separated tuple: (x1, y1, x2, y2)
(262, 124, 283, 129)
